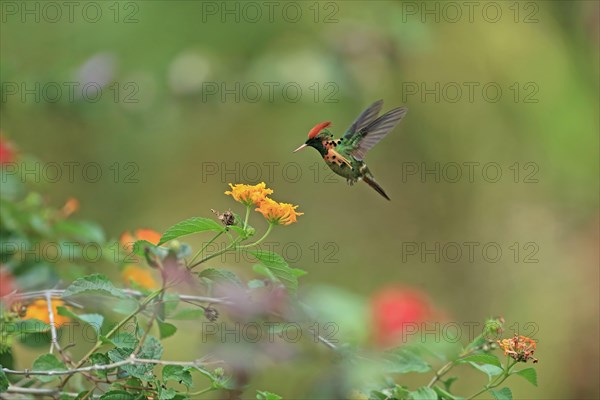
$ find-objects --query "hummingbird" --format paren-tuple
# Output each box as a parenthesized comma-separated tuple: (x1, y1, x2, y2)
(293, 100, 407, 200)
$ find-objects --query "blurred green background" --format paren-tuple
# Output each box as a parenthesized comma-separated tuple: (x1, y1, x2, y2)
(1, 0, 598, 398)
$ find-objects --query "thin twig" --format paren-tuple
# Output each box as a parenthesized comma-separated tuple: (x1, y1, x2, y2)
(2, 356, 211, 377)
(11, 289, 233, 306)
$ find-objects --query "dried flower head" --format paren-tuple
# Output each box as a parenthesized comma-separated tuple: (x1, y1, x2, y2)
(204, 305, 219, 322)
(212, 209, 235, 226)
(497, 334, 539, 363)
(255, 197, 303, 226)
(225, 182, 273, 206)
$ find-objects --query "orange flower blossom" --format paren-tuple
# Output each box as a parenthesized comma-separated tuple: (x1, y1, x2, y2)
(121, 265, 159, 289)
(225, 182, 273, 206)
(255, 197, 303, 226)
(23, 298, 70, 327)
(120, 228, 162, 252)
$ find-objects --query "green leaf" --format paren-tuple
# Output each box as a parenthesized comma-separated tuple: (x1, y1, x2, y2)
(442, 376, 458, 392)
(515, 367, 537, 386)
(383, 346, 431, 374)
(158, 321, 177, 339)
(458, 353, 502, 368)
(256, 390, 282, 400)
(132, 239, 157, 257)
(169, 308, 205, 320)
(108, 336, 163, 380)
(99, 390, 136, 400)
(159, 387, 177, 400)
(490, 387, 512, 400)
(433, 385, 463, 400)
(248, 250, 305, 294)
(162, 365, 193, 388)
(107, 332, 139, 349)
(13, 319, 50, 333)
(469, 362, 503, 380)
(159, 217, 224, 245)
(32, 353, 67, 382)
(57, 307, 103, 335)
(199, 268, 243, 287)
(89, 353, 112, 379)
(63, 274, 127, 298)
(410, 387, 437, 400)
(0, 366, 8, 393)
(113, 298, 139, 315)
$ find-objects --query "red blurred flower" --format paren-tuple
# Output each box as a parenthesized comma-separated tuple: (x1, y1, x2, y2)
(370, 286, 434, 347)
(0, 135, 16, 164)
(0, 266, 16, 297)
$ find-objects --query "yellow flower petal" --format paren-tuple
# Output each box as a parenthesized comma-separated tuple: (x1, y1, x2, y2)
(23, 299, 70, 327)
(255, 197, 303, 226)
(225, 182, 273, 206)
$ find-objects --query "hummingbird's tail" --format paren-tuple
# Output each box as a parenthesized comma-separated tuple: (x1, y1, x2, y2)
(363, 175, 390, 200)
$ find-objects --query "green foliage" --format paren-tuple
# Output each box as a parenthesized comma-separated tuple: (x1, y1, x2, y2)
(383, 346, 432, 374)
(256, 390, 283, 400)
(0, 366, 8, 393)
(158, 217, 225, 245)
(63, 274, 127, 299)
(198, 267, 243, 287)
(162, 365, 193, 388)
(249, 250, 306, 294)
(490, 387, 513, 400)
(99, 390, 136, 400)
(32, 353, 67, 382)
(514, 368, 537, 386)
(57, 306, 104, 335)
(409, 387, 437, 400)
(0, 166, 538, 399)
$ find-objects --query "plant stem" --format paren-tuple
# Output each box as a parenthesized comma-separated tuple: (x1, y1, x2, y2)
(188, 231, 224, 265)
(189, 386, 215, 396)
(60, 289, 164, 389)
(188, 237, 244, 269)
(466, 357, 518, 399)
(426, 360, 456, 388)
(243, 205, 250, 229)
(238, 223, 273, 248)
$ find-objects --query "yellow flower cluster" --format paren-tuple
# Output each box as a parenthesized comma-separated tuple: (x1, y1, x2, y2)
(225, 182, 273, 206)
(23, 299, 70, 327)
(255, 197, 303, 226)
(225, 182, 303, 226)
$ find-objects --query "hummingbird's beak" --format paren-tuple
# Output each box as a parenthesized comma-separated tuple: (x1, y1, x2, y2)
(293, 144, 308, 153)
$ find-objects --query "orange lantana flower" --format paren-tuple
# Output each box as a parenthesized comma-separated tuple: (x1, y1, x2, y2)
(225, 182, 273, 206)
(122, 265, 159, 289)
(255, 197, 303, 226)
(120, 228, 162, 251)
(61, 197, 79, 217)
(23, 299, 70, 327)
(498, 335, 539, 363)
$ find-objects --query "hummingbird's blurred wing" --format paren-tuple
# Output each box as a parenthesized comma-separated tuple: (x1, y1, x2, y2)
(343, 99, 384, 138)
(350, 106, 408, 160)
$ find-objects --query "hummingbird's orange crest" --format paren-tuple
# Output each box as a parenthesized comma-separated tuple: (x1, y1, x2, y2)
(308, 121, 332, 139)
